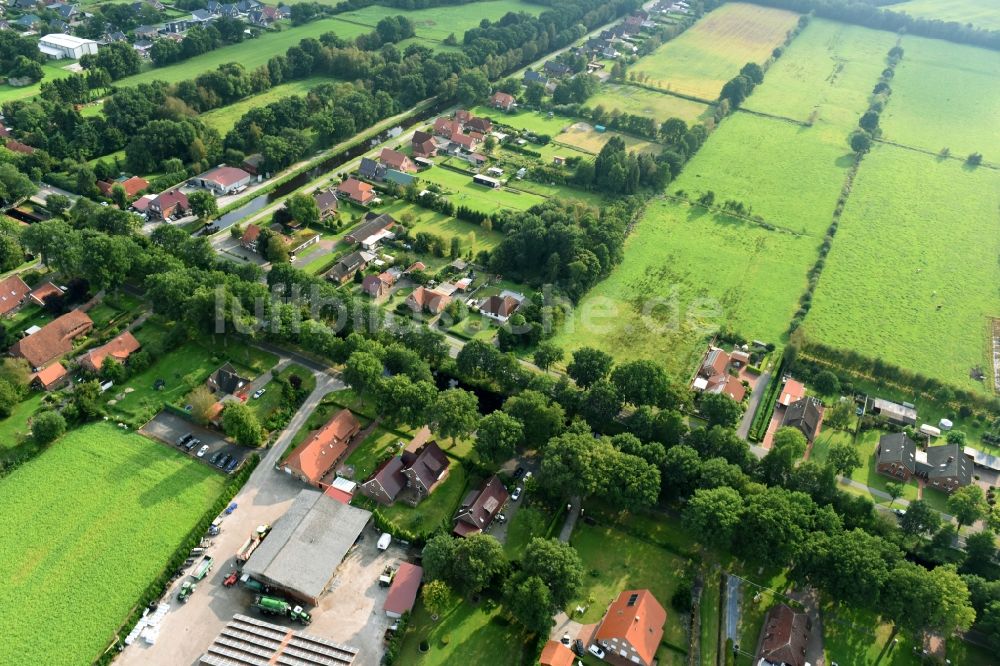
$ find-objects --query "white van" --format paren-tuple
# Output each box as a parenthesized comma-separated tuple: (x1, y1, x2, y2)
(377, 533, 392, 551)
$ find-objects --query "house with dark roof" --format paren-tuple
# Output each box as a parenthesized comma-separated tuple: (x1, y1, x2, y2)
(344, 212, 394, 245)
(0, 275, 30, 317)
(313, 188, 338, 220)
(755, 603, 811, 666)
(326, 250, 372, 284)
(78, 331, 140, 373)
(876, 432, 917, 482)
(489, 91, 516, 111)
(591, 589, 666, 666)
(876, 434, 974, 492)
(361, 272, 393, 300)
(378, 148, 416, 173)
(361, 427, 451, 506)
(10, 309, 93, 369)
(134, 24, 159, 39)
(453, 475, 508, 537)
(148, 189, 189, 220)
(543, 60, 571, 77)
(781, 397, 823, 443)
(336, 177, 375, 206)
(465, 116, 493, 134)
(241, 153, 265, 176)
(206, 362, 249, 396)
(358, 157, 387, 182)
(360, 456, 407, 505)
(281, 409, 362, 487)
(523, 69, 548, 86)
(411, 130, 437, 158)
(190, 8, 213, 21)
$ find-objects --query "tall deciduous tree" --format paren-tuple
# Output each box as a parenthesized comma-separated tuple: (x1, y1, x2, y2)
(520, 538, 584, 607)
(699, 392, 742, 428)
(683, 487, 744, 549)
(222, 401, 263, 446)
(473, 411, 523, 464)
(948, 485, 986, 529)
(826, 440, 862, 477)
(566, 347, 613, 388)
(433, 388, 479, 447)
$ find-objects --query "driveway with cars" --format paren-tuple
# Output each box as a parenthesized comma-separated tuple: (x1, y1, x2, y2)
(141, 410, 251, 472)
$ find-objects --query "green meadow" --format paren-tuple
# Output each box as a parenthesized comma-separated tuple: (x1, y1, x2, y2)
(631, 2, 801, 99)
(880, 35, 1000, 159)
(0, 61, 77, 104)
(744, 18, 898, 134)
(587, 83, 715, 124)
(199, 77, 329, 134)
(893, 0, 1000, 31)
(803, 144, 1000, 392)
(329, 0, 543, 43)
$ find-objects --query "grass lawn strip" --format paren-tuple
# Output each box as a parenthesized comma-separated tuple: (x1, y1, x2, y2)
(0, 422, 226, 665)
(587, 83, 715, 124)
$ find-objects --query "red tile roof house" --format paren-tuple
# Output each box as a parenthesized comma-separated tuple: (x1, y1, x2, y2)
(406, 286, 451, 315)
(0, 274, 30, 317)
(78, 331, 140, 373)
(465, 116, 493, 134)
(28, 281, 64, 307)
(361, 273, 392, 300)
(691, 346, 746, 402)
(489, 91, 516, 111)
(336, 177, 376, 206)
(452, 475, 509, 537)
(479, 294, 521, 323)
(97, 176, 149, 199)
(454, 109, 472, 124)
(32, 361, 68, 391)
(754, 603, 812, 666)
(433, 117, 462, 139)
(411, 131, 438, 158)
(450, 133, 479, 152)
(539, 641, 576, 666)
(10, 309, 94, 370)
(280, 409, 362, 487)
(379, 148, 416, 173)
(384, 562, 423, 618)
(190, 165, 253, 195)
(777, 378, 806, 407)
(591, 589, 667, 666)
(148, 190, 190, 220)
(241, 223, 261, 252)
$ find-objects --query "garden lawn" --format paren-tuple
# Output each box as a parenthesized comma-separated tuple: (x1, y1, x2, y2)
(0, 393, 45, 451)
(468, 106, 574, 136)
(668, 113, 853, 237)
(631, 2, 801, 99)
(0, 61, 77, 104)
(569, 522, 690, 649)
(821, 603, 922, 666)
(552, 198, 818, 376)
(379, 200, 504, 254)
(802, 144, 1000, 392)
(700, 570, 722, 666)
(343, 427, 403, 481)
(247, 363, 316, 425)
(743, 19, 898, 134)
(114, 20, 368, 88)
(5, 302, 53, 335)
(501, 504, 552, 559)
(397, 597, 529, 666)
(0, 423, 226, 665)
(199, 77, 329, 134)
(848, 429, 919, 502)
(416, 164, 546, 212)
(893, 0, 1000, 31)
(880, 34, 1000, 158)
(587, 83, 715, 124)
(555, 122, 663, 155)
(381, 463, 468, 537)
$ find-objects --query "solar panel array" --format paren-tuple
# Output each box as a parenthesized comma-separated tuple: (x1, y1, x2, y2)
(199, 615, 358, 666)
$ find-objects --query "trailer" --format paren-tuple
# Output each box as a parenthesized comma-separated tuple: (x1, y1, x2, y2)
(240, 573, 267, 593)
(192, 556, 214, 581)
(253, 595, 312, 624)
(235, 525, 271, 563)
(378, 565, 396, 587)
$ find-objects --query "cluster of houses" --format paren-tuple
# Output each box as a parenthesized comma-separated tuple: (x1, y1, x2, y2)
(1, 0, 93, 39)
(323, 212, 398, 283)
(424, 108, 499, 168)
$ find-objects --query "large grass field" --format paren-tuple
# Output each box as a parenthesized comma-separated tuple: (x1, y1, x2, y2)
(378, 200, 505, 254)
(802, 144, 1000, 392)
(893, 0, 1000, 31)
(743, 18, 899, 134)
(668, 113, 852, 236)
(880, 35, 1000, 159)
(416, 164, 547, 212)
(587, 83, 715, 124)
(0, 61, 77, 104)
(199, 77, 329, 134)
(468, 106, 576, 136)
(0, 423, 227, 665)
(555, 122, 664, 155)
(553, 198, 818, 375)
(397, 597, 529, 665)
(631, 2, 801, 99)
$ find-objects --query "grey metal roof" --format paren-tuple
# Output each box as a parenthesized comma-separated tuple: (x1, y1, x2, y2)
(242, 490, 371, 602)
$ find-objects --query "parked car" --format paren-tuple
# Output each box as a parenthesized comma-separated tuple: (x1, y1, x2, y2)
(224, 502, 238, 514)
(572, 639, 585, 656)
(216, 454, 231, 469)
(197, 444, 210, 457)
(185, 438, 200, 451)
(588, 644, 605, 659)
(225, 457, 239, 472)
(524, 471, 532, 480)
(496, 513, 506, 523)
(253, 388, 266, 399)
(894, 509, 906, 517)
(177, 433, 193, 446)
(209, 452, 223, 465)
(512, 466, 525, 480)
(560, 633, 570, 645)
(511, 486, 522, 501)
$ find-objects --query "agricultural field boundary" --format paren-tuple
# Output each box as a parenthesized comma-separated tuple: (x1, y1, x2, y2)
(872, 138, 1000, 171)
(660, 193, 807, 237)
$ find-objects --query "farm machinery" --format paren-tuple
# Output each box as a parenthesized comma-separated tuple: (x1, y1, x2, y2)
(177, 581, 196, 603)
(253, 595, 312, 624)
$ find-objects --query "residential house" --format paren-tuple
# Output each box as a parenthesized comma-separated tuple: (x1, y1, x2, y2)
(132, 39, 153, 58)
(0, 274, 30, 317)
(411, 130, 437, 158)
(755, 603, 811, 666)
(523, 69, 548, 86)
(452, 475, 508, 536)
(433, 117, 462, 139)
(241, 223, 261, 252)
(10, 309, 93, 369)
(384, 169, 415, 187)
(14, 14, 42, 29)
(781, 397, 824, 443)
(191, 165, 252, 195)
(97, 175, 149, 199)
(407, 286, 451, 315)
(190, 8, 213, 21)
(336, 177, 375, 206)
(465, 116, 493, 134)
(450, 133, 478, 152)
(241, 153, 265, 176)
(148, 189, 189, 220)
(777, 378, 805, 407)
(13, 0, 38, 9)
(206, 362, 249, 396)
(326, 250, 372, 284)
(134, 24, 159, 39)
(28, 281, 63, 307)
(313, 188, 338, 220)
(591, 589, 667, 666)
(247, 5, 279, 25)
(32, 361, 67, 390)
(361, 271, 395, 299)
(49, 3, 80, 21)
(876, 433, 973, 492)
(539, 641, 575, 666)
(102, 30, 127, 43)
(78, 330, 140, 373)
(343, 212, 394, 245)
(219, 3, 240, 18)
(876, 432, 917, 482)
(479, 292, 523, 323)
(378, 148, 416, 173)
(280, 409, 362, 487)
(488, 91, 516, 111)
(543, 60, 571, 77)
(361, 427, 450, 506)
(691, 346, 746, 402)
(358, 156, 387, 182)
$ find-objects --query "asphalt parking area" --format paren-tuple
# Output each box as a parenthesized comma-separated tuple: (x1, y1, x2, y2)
(141, 410, 251, 473)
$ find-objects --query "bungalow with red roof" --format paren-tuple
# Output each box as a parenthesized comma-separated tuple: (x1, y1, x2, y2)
(0, 274, 30, 316)
(241, 223, 261, 252)
(407, 286, 451, 315)
(78, 331, 140, 373)
(452, 475, 508, 537)
(280, 409, 362, 487)
(10, 309, 93, 369)
(336, 177, 375, 206)
(479, 292, 523, 323)
(148, 190, 190, 220)
(97, 176, 149, 199)
(540, 641, 576, 666)
(384, 562, 423, 619)
(411, 130, 437, 158)
(32, 361, 68, 391)
(489, 91, 516, 111)
(591, 589, 666, 666)
(379, 148, 416, 173)
(28, 281, 63, 307)
(190, 165, 253, 195)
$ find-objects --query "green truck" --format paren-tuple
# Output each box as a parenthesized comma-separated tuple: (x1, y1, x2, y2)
(253, 595, 312, 624)
(192, 556, 214, 581)
(177, 581, 196, 603)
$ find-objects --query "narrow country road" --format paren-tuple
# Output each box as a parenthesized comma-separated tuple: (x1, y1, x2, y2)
(737, 369, 771, 439)
(558, 498, 581, 542)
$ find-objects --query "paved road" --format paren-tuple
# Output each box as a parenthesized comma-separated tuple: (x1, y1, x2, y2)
(558, 497, 581, 543)
(737, 369, 771, 439)
(725, 574, 741, 646)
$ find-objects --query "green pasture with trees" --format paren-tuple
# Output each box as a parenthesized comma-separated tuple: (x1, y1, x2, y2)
(893, 0, 1000, 32)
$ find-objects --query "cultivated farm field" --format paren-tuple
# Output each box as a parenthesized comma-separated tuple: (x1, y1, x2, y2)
(743, 18, 898, 133)
(552, 198, 817, 375)
(892, 0, 1000, 31)
(802, 144, 1000, 392)
(586, 83, 715, 124)
(879, 35, 1000, 159)
(668, 113, 852, 237)
(630, 2, 801, 99)
(0, 423, 226, 665)
(555, 122, 663, 155)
